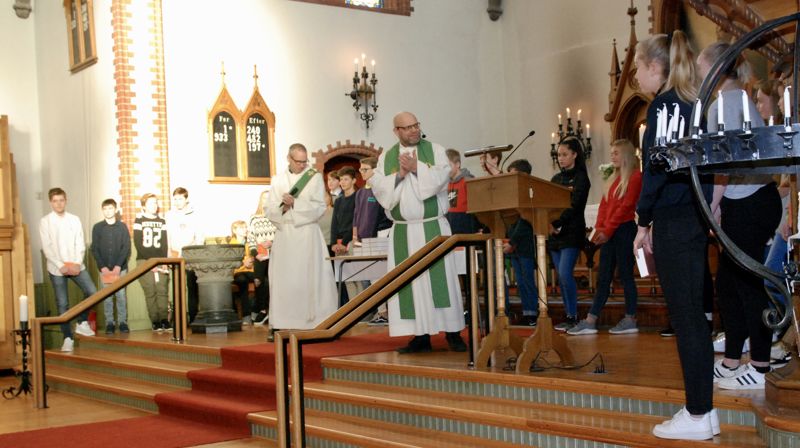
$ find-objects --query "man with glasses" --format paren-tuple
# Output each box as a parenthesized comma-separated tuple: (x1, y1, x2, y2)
(370, 112, 467, 353)
(265, 144, 337, 336)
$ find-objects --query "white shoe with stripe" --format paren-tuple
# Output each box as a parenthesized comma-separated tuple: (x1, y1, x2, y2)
(717, 364, 767, 390)
(712, 358, 746, 383)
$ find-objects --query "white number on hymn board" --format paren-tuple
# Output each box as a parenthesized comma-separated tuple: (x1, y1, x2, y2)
(246, 125, 262, 152)
(213, 124, 232, 143)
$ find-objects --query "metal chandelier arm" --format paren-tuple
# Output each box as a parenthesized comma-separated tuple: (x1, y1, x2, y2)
(688, 165, 792, 330)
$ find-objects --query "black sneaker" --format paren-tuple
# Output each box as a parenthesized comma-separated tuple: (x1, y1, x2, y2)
(445, 332, 467, 352)
(105, 323, 115, 335)
(161, 319, 172, 332)
(119, 322, 129, 333)
(526, 316, 539, 327)
(397, 335, 432, 354)
(660, 326, 676, 337)
(152, 322, 162, 332)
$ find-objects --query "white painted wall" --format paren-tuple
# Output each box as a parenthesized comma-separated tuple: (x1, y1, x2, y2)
(7, 0, 656, 281)
(0, 3, 43, 277)
(161, 0, 505, 236)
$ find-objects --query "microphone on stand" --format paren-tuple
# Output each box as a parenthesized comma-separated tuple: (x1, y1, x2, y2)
(463, 144, 514, 158)
(499, 130, 536, 171)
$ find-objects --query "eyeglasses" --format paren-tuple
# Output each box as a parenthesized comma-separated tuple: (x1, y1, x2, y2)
(358, 167, 372, 173)
(290, 156, 308, 164)
(395, 122, 421, 131)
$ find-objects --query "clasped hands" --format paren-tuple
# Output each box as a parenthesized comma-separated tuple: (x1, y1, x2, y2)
(59, 263, 81, 276)
(397, 150, 418, 179)
(281, 193, 295, 213)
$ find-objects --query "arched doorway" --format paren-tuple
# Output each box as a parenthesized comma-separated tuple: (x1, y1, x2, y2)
(311, 140, 383, 189)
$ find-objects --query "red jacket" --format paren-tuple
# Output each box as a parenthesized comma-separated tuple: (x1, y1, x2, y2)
(595, 170, 642, 239)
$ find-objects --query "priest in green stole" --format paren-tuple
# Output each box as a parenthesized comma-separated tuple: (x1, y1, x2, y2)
(370, 112, 467, 353)
(266, 143, 338, 331)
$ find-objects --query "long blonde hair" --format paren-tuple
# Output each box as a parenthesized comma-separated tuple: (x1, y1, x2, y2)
(605, 139, 639, 200)
(254, 190, 268, 215)
(635, 30, 698, 103)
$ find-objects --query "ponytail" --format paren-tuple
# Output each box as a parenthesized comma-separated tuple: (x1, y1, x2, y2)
(666, 31, 698, 103)
(635, 30, 698, 103)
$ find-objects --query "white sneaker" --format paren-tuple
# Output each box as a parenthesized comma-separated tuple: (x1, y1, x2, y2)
(710, 408, 720, 436)
(712, 332, 749, 353)
(717, 364, 767, 390)
(771, 342, 790, 361)
(61, 337, 74, 352)
(652, 407, 713, 440)
(75, 321, 95, 337)
(712, 358, 746, 383)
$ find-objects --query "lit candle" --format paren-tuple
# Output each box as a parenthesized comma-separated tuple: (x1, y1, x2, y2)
(353, 58, 358, 73)
(19, 295, 28, 322)
(639, 124, 646, 148)
(371, 59, 376, 74)
(693, 98, 702, 128)
(550, 132, 555, 144)
(785, 86, 792, 119)
(585, 124, 590, 138)
(742, 90, 750, 124)
(566, 107, 571, 119)
(717, 90, 724, 126)
(361, 53, 366, 68)
(577, 109, 582, 121)
(769, 115, 774, 126)
(558, 114, 562, 125)
(678, 116, 685, 139)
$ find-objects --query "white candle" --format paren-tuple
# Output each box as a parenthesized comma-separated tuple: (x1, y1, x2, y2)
(566, 107, 571, 119)
(717, 90, 724, 126)
(19, 295, 28, 322)
(742, 90, 750, 124)
(361, 53, 366, 68)
(585, 124, 590, 138)
(353, 58, 358, 72)
(769, 115, 775, 126)
(371, 60, 376, 75)
(671, 103, 680, 138)
(661, 104, 669, 139)
(550, 132, 555, 144)
(639, 124, 646, 148)
(693, 98, 702, 128)
(678, 116, 685, 139)
(558, 114, 562, 125)
(655, 110, 662, 140)
(785, 86, 792, 119)
(577, 109, 582, 121)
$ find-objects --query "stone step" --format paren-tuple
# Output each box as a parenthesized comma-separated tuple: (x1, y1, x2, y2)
(74, 334, 221, 365)
(46, 364, 186, 412)
(297, 381, 764, 448)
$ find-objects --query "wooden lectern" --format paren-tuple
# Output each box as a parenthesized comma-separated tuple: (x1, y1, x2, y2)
(466, 172, 574, 372)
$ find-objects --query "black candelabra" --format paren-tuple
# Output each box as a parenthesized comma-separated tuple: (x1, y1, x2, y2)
(3, 321, 33, 399)
(346, 55, 379, 129)
(550, 108, 593, 168)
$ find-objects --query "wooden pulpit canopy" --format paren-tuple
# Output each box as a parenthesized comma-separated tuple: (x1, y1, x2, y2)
(466, 172, 571, 238)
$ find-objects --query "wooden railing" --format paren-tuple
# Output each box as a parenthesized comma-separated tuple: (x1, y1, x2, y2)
(274, 233, 491, 447)
(30, 257, 186, 408)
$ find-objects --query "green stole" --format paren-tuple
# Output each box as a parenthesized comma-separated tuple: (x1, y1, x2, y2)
(288, 168, 317, 199)
(383, 140, 450, 319)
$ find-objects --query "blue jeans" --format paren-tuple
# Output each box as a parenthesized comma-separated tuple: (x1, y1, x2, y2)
(508, 257, 539, 316)
(102, 269, 128, 325)
(550, 247, 580, 317)
(589, 221, 638, 317)
(764, 232, 788, 307)
(49, 270, 97, 338)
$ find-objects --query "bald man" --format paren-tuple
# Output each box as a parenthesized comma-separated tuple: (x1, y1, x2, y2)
(369, 112, 466, 353)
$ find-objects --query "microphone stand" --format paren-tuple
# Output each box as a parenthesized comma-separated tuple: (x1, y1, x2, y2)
(499, 131, 536, 171)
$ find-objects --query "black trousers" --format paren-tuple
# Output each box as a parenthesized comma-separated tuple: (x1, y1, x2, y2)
(653, 205, 712, 415)
(187, 270, 199, 322)
(717, 184, 781, 363)
(233, 271, 255, 317)
(252, 259, 270, 312)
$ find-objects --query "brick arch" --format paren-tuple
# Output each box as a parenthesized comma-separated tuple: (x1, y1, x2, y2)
(311, 140, 383, 174)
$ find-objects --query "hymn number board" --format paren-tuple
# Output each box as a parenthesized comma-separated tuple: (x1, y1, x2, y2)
(208, 80, 276, 184)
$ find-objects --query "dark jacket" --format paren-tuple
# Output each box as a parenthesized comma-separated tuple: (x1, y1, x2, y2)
(330, 192, 356, 246)
(91, 219, 131, 270)
(507, 217, 535, 260)
(637, 88, 712, 226)
(549, 166, 590, 250)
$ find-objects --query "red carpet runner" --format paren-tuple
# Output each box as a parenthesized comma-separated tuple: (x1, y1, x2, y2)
(0, 331, 415, 448)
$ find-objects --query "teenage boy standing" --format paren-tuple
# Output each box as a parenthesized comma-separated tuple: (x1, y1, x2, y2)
(91, 198, 131, 334)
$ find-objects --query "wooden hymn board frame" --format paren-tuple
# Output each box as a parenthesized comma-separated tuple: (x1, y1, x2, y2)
(208, 71, 277, 185)
(64, 0, 98, 73)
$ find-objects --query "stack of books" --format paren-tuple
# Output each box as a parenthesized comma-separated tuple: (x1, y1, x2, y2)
(351, 237, 390, 256)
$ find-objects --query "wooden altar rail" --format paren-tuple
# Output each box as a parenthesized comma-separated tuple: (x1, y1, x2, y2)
(274, 233, 492, 448)
(31, 257, 186, 409)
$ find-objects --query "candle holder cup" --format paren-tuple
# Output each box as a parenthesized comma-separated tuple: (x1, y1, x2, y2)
(736, 121, 759, 160)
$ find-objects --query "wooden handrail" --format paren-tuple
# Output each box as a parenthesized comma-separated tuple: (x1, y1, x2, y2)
(31, 257, 186, 408)
(274, 233, 490, 447)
